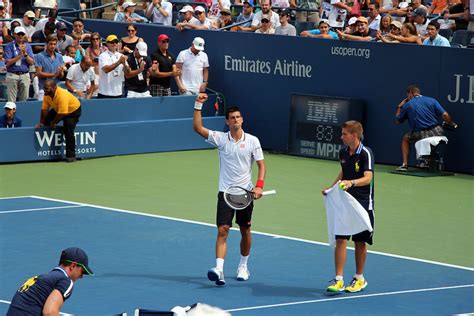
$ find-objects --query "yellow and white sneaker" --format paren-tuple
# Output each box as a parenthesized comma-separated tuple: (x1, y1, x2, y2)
(345, 278, 368, 293)
(327, 279, 345, 292)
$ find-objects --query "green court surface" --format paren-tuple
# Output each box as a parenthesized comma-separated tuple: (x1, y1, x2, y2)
(0, 150, 472, 268)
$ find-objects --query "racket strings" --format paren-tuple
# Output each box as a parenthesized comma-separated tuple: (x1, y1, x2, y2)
(224, 187, 253, 210)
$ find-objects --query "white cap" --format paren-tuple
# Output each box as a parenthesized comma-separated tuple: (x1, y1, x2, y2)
(4, 102, 16, 110)
(122, 1, 136, 9)
(136, 41, 148, 57)
(179, 5, 194, 13)
(14, 26, 27, 34)
(192, 37, 205, 51)
(194, 5, 206, 12)
(348, 16, 358, 26)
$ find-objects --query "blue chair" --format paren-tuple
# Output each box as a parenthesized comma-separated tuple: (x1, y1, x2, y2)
(438, 28, 453, 41)
(295, 21, 315, 34)
(450, 30, 469, 47)
(58, 0, 80, 11)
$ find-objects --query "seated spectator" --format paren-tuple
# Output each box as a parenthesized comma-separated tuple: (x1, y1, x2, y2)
(383, 22, 422, 43)
(241, 0, 280, 32)
(19, 11, 36, 41)
(66, 56, 96, 99)
(177, 6, 214, 31)
(2, 19, 21, 44)
(34, 9, 57, 32)
(71, 33, 86, 63)
(0, 102, 22, 128)
(405, 6, 416, 25)
(98, 34, 127, 98)
(216, 7, 234, 30)
(55, 21, 73, 55)
(412, 7, 430, 37)
(149, 34, 180, 97)
(208, 0, 232, 20)
(4, 27, 35, 102)
(343, 16, 358, 34)
(275, 8, 296, 35)
(124, 42, 152, 98)
(62, 45, 77, 68)
(300, 19, 338, 39)
(255, 14, 276, 34)
(175, 5, 199, 31)
(71, 18, 90, 41)
(0, 46, 5, 72)
(376, 20, 403, 42)
(423, 20, 451, 46)
(146, 0, 172, 26)
(85, 32, 107, 76)
(119, 24, 144, 56)
(367, 2, 382, 31)
(115, 2, 148, 23)
(336, 16, 377, 41)
(34, 34, 64, 100)
(232, 0, 254, 30)
(31, 21, 56, 53)
(379, 15, 392, 35)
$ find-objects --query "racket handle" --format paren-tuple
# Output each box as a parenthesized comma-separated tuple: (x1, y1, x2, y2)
(262, 190, 276, 196)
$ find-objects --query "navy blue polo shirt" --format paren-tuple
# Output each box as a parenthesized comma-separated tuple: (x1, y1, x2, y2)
(396, 95, 446, 132)
(0, 115, 22, 128)
(7, 267, 74, 316)
(339, 143, 375, 210)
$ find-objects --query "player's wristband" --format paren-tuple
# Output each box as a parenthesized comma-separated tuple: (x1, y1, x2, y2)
(194, 101, 203, 111)
(256, 180, 264, 189)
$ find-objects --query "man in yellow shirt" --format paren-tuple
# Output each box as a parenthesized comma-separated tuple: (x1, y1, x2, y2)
(35, 79, 82, 162)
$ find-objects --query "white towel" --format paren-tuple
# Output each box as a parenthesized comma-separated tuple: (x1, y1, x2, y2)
(324, 182, 373, 247)
(414, 136, 448, 159)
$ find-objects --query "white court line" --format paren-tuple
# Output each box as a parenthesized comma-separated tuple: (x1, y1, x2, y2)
(0, 300, 72, 315)
(225, 284, 474, 313)
(0, 195, 36, 200)
(13, 195, 472, 272)
(0, 205, 84, 215)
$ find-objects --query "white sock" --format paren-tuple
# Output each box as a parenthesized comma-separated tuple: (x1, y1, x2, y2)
(354, 274, 364, 280)
(216, 258, 224, 271)
(239, 255, 249, 267)
(335, 275, 343, 281)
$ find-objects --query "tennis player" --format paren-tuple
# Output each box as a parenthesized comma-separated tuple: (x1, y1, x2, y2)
(193, 93, 266, 285)
(322, 120, 375, 293)
(7, 247, 93, 315)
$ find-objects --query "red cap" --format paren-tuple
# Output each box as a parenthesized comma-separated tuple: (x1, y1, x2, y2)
(157, 34, 169, 42)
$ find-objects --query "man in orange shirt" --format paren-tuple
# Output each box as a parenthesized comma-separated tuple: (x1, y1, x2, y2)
(35, 79, 82, 162)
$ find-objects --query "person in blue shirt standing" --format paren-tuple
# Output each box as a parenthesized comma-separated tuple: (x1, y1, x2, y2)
(395, 85, 457, 171)
(4, 26, 35, 102)
(7, 247, 93, 316)
(0, 102, 22, 128)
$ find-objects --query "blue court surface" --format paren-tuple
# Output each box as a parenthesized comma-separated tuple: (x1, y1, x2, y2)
(0, 196, 473, 315)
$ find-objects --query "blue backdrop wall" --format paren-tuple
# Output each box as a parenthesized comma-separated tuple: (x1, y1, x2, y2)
(80, 20, 474, 174)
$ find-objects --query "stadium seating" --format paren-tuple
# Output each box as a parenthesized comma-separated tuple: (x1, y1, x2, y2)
(450, 30, 474, 47)
(438, 28, 453, 41)
(295, 21, 315, 34)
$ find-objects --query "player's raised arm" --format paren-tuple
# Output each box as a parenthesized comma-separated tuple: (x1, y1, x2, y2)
(193, 93, 210, 139)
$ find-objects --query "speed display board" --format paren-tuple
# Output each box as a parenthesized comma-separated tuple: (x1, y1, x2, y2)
(288, 94, 364, 160)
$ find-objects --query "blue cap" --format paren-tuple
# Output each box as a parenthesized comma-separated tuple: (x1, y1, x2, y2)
(60, 247, 93, 275)
(244, 0, 254, 7)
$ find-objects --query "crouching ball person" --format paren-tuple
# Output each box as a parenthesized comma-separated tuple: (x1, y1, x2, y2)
(322, 121, 375, 293)
(7, 247, 93, 315)
(193, 93, 266, 286)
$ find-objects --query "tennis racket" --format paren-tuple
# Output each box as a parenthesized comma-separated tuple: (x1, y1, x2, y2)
(223, 186, 276, 210)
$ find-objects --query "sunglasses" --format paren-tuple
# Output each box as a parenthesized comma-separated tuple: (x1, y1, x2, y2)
(127, 29, 136, 32)
(261, 19, 270, 23)
(221, 12, 231, 15)
(160, 39, 169, 43)
(195, 11, 205, 15)
(92, 37, 100, 40)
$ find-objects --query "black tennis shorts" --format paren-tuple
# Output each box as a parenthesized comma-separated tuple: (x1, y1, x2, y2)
(216, 192, 253, 227)
(336, 207, 375, 245)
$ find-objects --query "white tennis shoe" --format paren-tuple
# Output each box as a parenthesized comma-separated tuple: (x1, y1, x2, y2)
(236, 265, 250, 281)
(207, 267, 225, 286)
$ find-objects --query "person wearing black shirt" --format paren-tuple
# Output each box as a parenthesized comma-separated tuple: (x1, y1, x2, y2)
(149, 34, 180, 96)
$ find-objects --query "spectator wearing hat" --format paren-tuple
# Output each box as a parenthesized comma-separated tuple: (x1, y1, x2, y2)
(31, 20, 56, 53)
(176, 37, 209, 95)
(386, 22, 422, 44)
(320, 0, 352, 29)
(149, 34, 180, 97)
(177, 6, 214, 30)
(336, 16, 377, 41)
(176, 5, 199, 31)
(115, 1, 148, 23)
(4, 26, 34, 102)
(255, 14, 276, 33)
(55, 21, 73, 55)
(35, 34, 65, 101)
(208, 0, 232, 20)
(344, 16, 358, 34)
(19, 11, 35, 41)
(6, 247, 92, 315)
(252, 0, 280, 31)
(216, 7, 233, 30)
(301, 19, 338, 38)
(66, 56, 96, 99)
(0, 102, 22, 128)
(275, 9, 296, 35)
(124, 41, 152, 98)
(376, 20, 403, 42)
(146, 0, 172, 26)
(232, 0, 254, 29)
(98, 34, 127, 98)
(423, 20, 451, 46)
(412, 7, 430, 37)
(3, 19, 21, 45)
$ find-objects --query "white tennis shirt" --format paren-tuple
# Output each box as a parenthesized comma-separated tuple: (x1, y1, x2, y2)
(207, 130, 264, 192)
